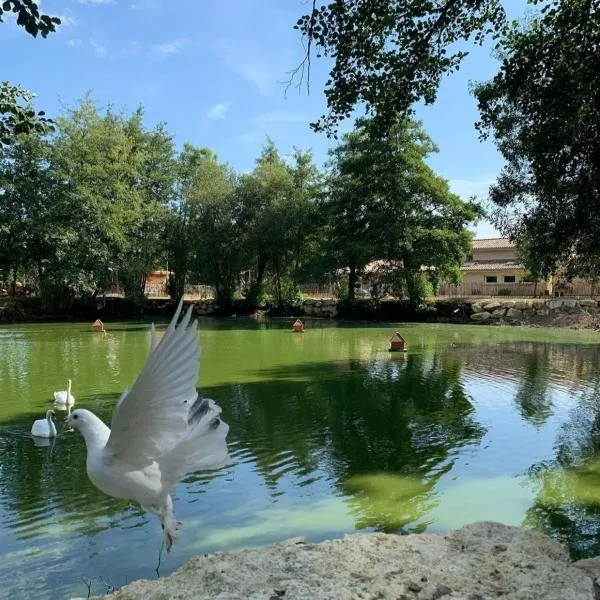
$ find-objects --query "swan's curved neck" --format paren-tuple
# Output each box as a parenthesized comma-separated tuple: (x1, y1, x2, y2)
(46, 413, 57, 436)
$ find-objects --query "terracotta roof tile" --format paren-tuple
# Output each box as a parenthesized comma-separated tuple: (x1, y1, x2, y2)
(461, 260, 524, 271)
(471, 238, 515, 249)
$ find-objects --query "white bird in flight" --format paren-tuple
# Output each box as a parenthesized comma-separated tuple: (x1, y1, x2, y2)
(65, 299, 230, 552)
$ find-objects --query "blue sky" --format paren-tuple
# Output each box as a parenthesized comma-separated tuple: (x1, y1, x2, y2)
(1, 0, 526, 237)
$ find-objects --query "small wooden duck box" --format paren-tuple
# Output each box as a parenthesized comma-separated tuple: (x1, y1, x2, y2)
(92, 319, 105, 332)
(292, 319, 304, 333)
(389, 332, 406, 352)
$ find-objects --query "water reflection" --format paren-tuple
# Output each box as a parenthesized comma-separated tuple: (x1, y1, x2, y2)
(1, 321, 600, 598)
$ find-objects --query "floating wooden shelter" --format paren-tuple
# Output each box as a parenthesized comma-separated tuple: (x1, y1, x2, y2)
(292, 319, 304, 333)
(92, 319, 105, 333)
(388, 332, 406, 352)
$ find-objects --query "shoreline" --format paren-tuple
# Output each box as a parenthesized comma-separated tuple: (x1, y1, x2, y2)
(2, 296, 600, 330)
(73, 522, 600, 599)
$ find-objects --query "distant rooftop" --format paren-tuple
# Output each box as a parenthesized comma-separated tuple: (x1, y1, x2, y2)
(471, 238, 515, 249)
(462, 260, 523, 271)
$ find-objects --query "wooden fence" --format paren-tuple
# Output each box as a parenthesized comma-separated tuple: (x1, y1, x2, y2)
(298, 283, 339, 299)
(438, 280, 600, 298)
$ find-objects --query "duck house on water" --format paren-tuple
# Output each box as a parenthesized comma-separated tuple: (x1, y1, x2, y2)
(292, 319, 304, 333)
(389, 332, 407, 352)
(92, 319, 105, 333)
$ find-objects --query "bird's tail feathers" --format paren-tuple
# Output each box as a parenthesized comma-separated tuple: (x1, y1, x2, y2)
(160, 397, 230, 488)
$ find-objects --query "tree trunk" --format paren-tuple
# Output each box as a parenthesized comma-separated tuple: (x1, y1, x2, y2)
(10, 266, 17, 297)
(275, 257, 283, 307)
(247, 255, 267, 307)
(348, 265, 357, 300)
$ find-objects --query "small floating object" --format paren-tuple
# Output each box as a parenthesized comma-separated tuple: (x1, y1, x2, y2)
(92, 319, 105, 333)
(292, 319, 304, 333)
(388, 332, 407, 352)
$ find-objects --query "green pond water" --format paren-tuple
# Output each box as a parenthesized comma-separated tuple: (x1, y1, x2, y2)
(2, 319, 600, 599)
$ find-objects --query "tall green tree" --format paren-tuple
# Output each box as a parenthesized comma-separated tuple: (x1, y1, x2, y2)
(188, 151, 243, 310)
(324, 117, 481, 303)
(240, 140, 317, 307)
(293, 0, 506, 134)
(167, 144, 205, 299)
(474, 0, 600, 279)
(0, 133, 58, 292)
(119, 113, 174, 300)
(46, 97, 172, 307)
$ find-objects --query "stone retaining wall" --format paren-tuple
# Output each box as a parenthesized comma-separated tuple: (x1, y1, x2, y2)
(301, 299, 338, 318)
(469, 297, 599, 324)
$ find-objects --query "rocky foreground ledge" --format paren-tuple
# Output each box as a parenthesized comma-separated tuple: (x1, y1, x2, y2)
(78, 522, 600, 600)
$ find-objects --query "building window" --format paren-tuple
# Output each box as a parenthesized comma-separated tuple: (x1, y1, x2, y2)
(503, 275, 516, 283)
(485, 276, 497, 284)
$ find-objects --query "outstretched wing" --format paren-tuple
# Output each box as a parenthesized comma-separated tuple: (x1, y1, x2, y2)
(104, 299, 200, 467)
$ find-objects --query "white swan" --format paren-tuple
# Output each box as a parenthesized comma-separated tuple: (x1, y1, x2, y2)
(54, 379, 75, 405)
(31, 410, 57, 438)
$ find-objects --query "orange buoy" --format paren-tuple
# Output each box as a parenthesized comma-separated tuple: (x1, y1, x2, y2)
(389, 332, 406, 352)
(92, 319, 105, 333)
(292, 319, 304, 333)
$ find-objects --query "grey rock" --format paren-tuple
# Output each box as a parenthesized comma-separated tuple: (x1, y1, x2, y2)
(78, 522, 595, 600)
(483, 301, 502, 311)
(581, 299, 599, 308)
(506, 308, 522, 320)
(490, 308, 506, 319)
(500, 300, 516, 308)
(470, 311, 491, 322)
(514, 300, 531, 310)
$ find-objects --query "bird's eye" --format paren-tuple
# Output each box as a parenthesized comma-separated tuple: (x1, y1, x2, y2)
(73, 414, 79, 420)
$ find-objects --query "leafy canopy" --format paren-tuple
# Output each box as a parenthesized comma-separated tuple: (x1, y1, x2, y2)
(474, 0, 600, 278)
(294, 0, 506, 135)
(0, 2, 60, 143)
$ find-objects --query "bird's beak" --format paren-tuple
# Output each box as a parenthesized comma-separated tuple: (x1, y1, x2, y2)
(63, 417, 73, 432)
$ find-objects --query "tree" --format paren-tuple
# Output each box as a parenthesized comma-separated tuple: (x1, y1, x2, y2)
(293, 0, 506, 134)
(119, 113, 175, 300)
(44, 96, 172, 307)
(324, 117, 481, 304)
(188, 151, 243, 310)
(474, 0, 600, 279)
(240, 140, 318, 307)
(167, 145, 206, 299)
(0, 133, 58, 293)
(0, 2, 60, 143)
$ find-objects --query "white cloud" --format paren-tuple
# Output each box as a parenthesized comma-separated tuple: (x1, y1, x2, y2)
(248, 111, 308, 125)
(206, 102, 232, 121)
(151, 37, 192, 58)
(89, 38, 107, 57)
(66, 38, 82, 47)
(215, 38, 273, 96)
